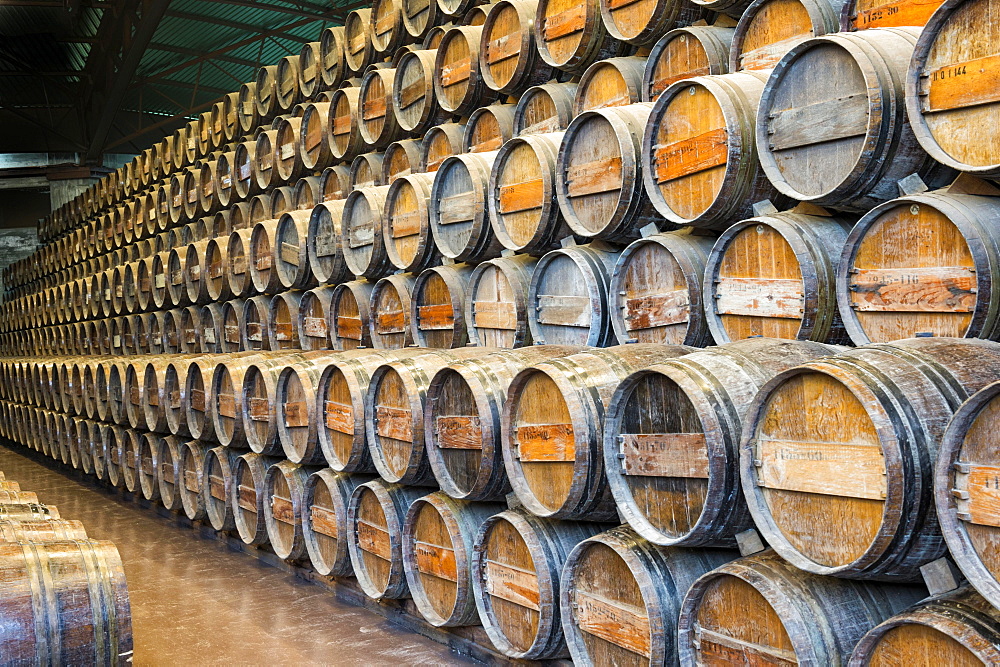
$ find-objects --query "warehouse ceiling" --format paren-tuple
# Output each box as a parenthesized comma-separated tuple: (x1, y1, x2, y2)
(0, 0, 361, 162)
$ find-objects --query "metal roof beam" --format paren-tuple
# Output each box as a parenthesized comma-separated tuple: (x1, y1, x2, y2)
(148, 42, 259, 69)
(131, 15, 323, 87)
(206, 0, 344, 20)
(153, 78, 228, 95)
(84, 0, 171, 161)
(104, 98, 216, 151)
(164, 10, 312, 42)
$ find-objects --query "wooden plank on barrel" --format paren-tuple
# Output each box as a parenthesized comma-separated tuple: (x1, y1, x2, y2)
(715, 277, 804, 319)
(486, 33, 520, 64)
(248, 397, 270, 421)
(739, 35, 805, 72)
(694, 626, 798, 666)
(337, 315, 364, 340)
(357, 519, 393, 559)
(619, 433, 709, 478)
(415, 541, 458, 581)
(280, 243, 300, 265)
(246, 323, 263, 342)
(953, 462, 1000, 527)
(536, 294, 591, 327)
(399, 80, 425, 109)
(161, 462, 176, 485)
(654, 127, 727, 183)
(438, 193, 476, 224)
(315, 229, 339, 257)
(304, 316, 328, 337)
(363, 96, 387, 121)
(391, 210, 422, 238)
(498, 178, 544, 214)
(849, 266, 976, 312)
(310, 504, 339, 537)
(237, 484, 257, 512)
(225, 325, 240, 343)
(573, 590, 651, 658)
(275, 322, 295, 341)
(516, 423, 574, 461)
(210, 474, 226, 501)
(543, 5, 586, 40)
(348, 219, 375, 249)
(325, 400, 354, 433)
(440, 56, 471, 86)
(376, 309, 406, 333)
(218, 393, 236, 418)
(255, 254, 272, 270)
(436, 416, 483, 449)
(921, 54, 1000, 113)
(284, 401, 309, 427)
(755, 438, 886, 500)
(190, 389, 205, 412)
(474, 300, 517, 329)
(376, 405, 413, 441)
(185, 469, 200, 493)
(565, 156, 622, 197)
(624, 290, 690, 330)
(417, 304, 454, 330)
(332, 115, 352, 136)
(485, 559, 540, 610)
(271, 494, 296, 524)
(768, 94, 869, 151)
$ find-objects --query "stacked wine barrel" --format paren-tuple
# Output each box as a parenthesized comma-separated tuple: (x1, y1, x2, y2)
(0, 465, 132, 664)
(3, 0, 1000, 660)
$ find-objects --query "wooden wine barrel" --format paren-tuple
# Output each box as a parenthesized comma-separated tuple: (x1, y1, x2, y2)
(269, 291, 304, 351)
(293, 176, 322, 211)
(255, 64, 280, 121)
(320, 164, 351, 201)
(410, 263, 473, 348)
(599, 0, 706, 46)
(350, 151, 385, 190)
(534, 0, 628, 74)
(421, 121, 466, 172)
(219, 299, 246, 353)
(403, 493, 505, 626)
(904, 0, 1000, 177)
(480, 0, 555, 95)
(741, 337, 1000, 580)
(222, 92, 241, 142)
(837, 193, 1000, 345)
(472, 509, 605, 659)
(263, 460, 310, 561)
(275, 55, 301, 112)
(463, 104, 516, 154)
(202, 238, 231, 304)
(642, 72, 788, 229)
(609, 228, 715, 346)
(502, 343, 692, 520)
(299, 102, 332, 172)
(559, 104, 661, 242)
(370, 272, 417, 349)
(526, 242, 620, 346)
(936, 380, 1000, 610)
(465, 253, 538, 347)
(174, 355, 216, 440)
(298, 41, 323, 99)
(248, 219, 282, 295)
(320, 26, 348, 90)
(393, 50, 447, 135)
(241, 353, 329, 455)
(402, 0, 440, 38)
(274, 116, 305, 184)
(359, 67, 404, 149)
(297, 286, 335, 350)
(342, 185, 393, 279)
(233, 140, 259, 201)
(371, 0, 407, 56)
(382, 138, 423, 184)
(730, 0, 844, 72)
(0, 502, 60, 521)
(231, 452, 277, 546)
(574, 57, 645, 113)
(677, 550, 926, 665)
(704, 210, 853, 344)
(384, 172, 439, 273)
(303, 469, 375, 576)
(182, 239, 211, 305)
(430, 152, 504, 262)
(643, 24, 734, 102)
(560, 526, 735, 664)
(179, 439, 209, 521)
(300, 200, 351, 285)
(329, 87, 366, 161)
(272, 210, 314, 292)
(225, 229, 254, 300)
(758, 29, 953, 212)
(0, 518, 86, 542)
(345, 9, 375, 76)
(425, 345, 583, 500)
(603, 338, 842, 547)
(434, 26, 496, 116)
(216, 154, 237, 211)
(348, 479, 426, 599)
(367, 347, 489, 485)
(253, 130, 282, 192)
(0, 540, 133, 665)
(242, 295, 273, 352)
(513, 82, 578, 136)
(330, 280, 375, 350)
(849, 586, 1000, 665)
(203, 446, 241, 532)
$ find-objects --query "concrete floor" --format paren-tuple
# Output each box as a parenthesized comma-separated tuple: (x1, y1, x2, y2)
(0, 444, 475, 666)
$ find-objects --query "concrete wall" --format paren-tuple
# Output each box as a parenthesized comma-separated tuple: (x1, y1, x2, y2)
(0, 227, 38, 295)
